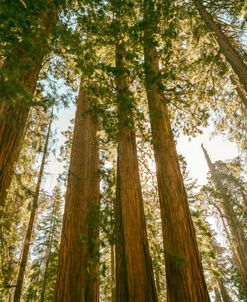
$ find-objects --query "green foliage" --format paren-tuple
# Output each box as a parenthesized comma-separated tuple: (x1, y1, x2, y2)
(0, 109, 50, 301)
(1, 0, 247, 300)
(199, 155, 247, 300)
(203, 158, 247, 228)
(24, 185, 63, 302)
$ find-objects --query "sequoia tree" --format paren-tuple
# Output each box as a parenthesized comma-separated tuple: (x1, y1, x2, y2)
(55, 79, 100, 302)
(115, 40, 158, 302)
(0, 0, 58, 207)
(193, 0, 247, 109)
(143, 0, 210, 300)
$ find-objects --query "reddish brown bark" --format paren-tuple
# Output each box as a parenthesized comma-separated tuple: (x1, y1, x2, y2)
(55, 82, 100, 302)
(0, 103, 29, 207)
(13, 113, 52, 302)
(0, 7, 57, 207)
(115, 42, 158, 302)
(193, 0, 247, 106)
(143, 1, 210, 301)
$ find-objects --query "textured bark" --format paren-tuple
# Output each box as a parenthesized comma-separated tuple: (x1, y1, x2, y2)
(143, 1, 210, 301)
(0, 7, 57, 207)
(115, 42, 158, 302)
(0, 103, 29, 207)
(193, 0, 247, 99)
(13, 114, 52, 302)
(202, 145, 247, 288)
(115, 164, 129, 302)
(55, 82, 100, 302)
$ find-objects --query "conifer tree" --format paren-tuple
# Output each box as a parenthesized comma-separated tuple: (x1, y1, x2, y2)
(143, 0, 210, 300)
(55, 78, 100, 302)
(13, 112, 53, 302)
(24, 185, 63, 302)
(201, 145, 247, 289)
(0, 0, 59, 207)
(190, 193, 234, 302)
(114, 40, 157, 301)
(1, 1, 247, 301)
(0, 109, 50, 301)
(193, 0, 247, 107)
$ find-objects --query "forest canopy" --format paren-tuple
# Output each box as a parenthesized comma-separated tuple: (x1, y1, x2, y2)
(0, 0, 246, 301)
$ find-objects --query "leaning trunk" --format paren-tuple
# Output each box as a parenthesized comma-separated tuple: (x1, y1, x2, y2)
(143, 1, 210, 301)
(115, 42, 158, 302)
(55, 81, 100, 302)
(13, 113, 52, 302)
(193, 0, 247, 106)
(0, 7, 57, 207)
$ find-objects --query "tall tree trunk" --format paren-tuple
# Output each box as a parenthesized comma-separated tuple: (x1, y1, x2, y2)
(13, 113, 52, 302)
(201, 145, 247, 288)
(143, 1, 210, 301)
(214, 287, 223, 302)
(111, 244, 116, 302)
(0, 7, 57, 207)
(115, 42, 158, 302)
(209, 241, 232, 302)
(115, 162, 129, 302)
(193, 0, 247, 108)
(40, 242, 52, 302)
(218, 278, 232, 302)
(215, 207, 245, 283)
(55, 81, 100, 302)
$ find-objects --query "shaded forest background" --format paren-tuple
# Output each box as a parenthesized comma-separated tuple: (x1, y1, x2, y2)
(0, 0, 247, 301)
